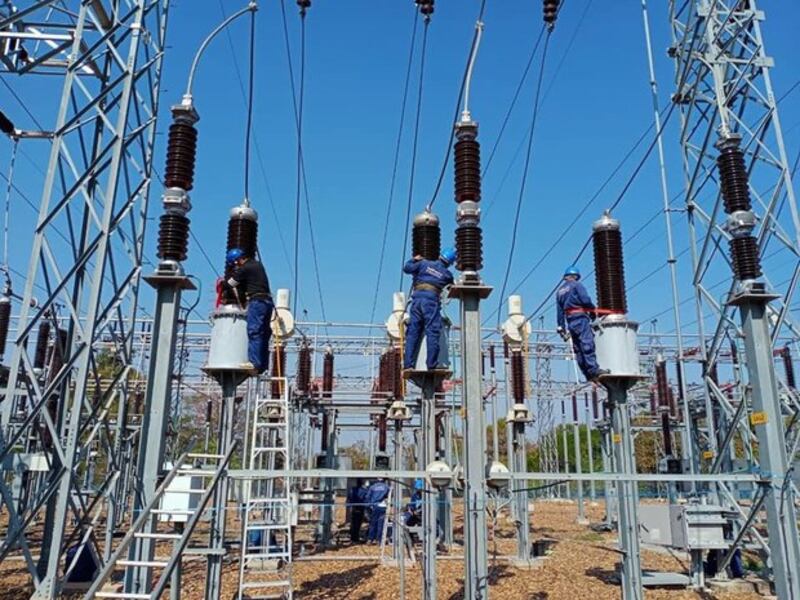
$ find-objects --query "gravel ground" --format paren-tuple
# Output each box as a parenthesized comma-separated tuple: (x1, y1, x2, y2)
(0, 500, 769, 599)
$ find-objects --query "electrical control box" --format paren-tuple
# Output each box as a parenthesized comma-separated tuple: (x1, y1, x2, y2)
(670, 504, 729, 550)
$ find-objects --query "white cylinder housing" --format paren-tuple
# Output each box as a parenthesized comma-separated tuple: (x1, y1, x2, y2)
(206, 305, 249, 370)
(272, 288, 295, 338)
(508, 294, 523, 316)
(593, 316, 640, 377)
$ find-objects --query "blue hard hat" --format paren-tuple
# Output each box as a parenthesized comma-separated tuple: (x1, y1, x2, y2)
(564, 265, 580, 279)
(226, 248, 245, 265)
(441, 247, 457, 265)
(414, 478, 425, 490)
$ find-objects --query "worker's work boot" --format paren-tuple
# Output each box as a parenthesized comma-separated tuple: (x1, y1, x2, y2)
(591, 369, 610, 382)
(240, 362, 257, 373)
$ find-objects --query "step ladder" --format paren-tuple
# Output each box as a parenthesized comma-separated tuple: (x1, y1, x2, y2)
(83, 447, 236, 599)
(238, 376, 293, 600)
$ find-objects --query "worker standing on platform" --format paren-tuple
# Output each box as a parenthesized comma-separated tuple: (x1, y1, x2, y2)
(346, 479, 368, 544)
(402, 248, 456, 371)
(226, 248, 273, 373)
(556, 266, 608, 382)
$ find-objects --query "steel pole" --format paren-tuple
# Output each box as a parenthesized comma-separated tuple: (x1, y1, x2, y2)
(421, 376, 438, 600)
(608, 382, 643, 600)
(736, 295, 800, 599)
(457, 287, 489, 599)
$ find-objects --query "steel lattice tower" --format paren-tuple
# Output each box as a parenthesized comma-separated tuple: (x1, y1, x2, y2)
(0, 2, 170, 597)
(670, 1, 800, 597)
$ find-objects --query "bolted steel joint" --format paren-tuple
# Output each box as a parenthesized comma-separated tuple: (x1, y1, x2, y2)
(456, 200, 481, 226)
(162, 187, 191, 212)
(725, 210, 756, 238)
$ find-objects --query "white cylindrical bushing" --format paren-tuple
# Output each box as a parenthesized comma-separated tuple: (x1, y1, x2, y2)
(275, 288, 290, 310)
(392, 291, 406, 313)
(508, 294, 523, 316)
(593, 316, 640, 377)
(205, 305, 249, 370)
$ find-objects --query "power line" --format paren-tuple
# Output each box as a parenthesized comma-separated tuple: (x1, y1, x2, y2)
(426, 0, 488, 210)
(399, 16, 431, 290)
(217, 0, 294, 280)
(280, 0, 327, 321)
(495, 31, 552, 328)
(368, 8, 420, 328)
(481, 25, 546, 179)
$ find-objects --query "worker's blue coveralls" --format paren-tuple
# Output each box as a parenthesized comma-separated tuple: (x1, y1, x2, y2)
(403, 258, 454, 370)
(347, 482, 368, 543)
(366, 480, 390, 543)
(556, 279, 601, 380)
(228, 258, 273, 372)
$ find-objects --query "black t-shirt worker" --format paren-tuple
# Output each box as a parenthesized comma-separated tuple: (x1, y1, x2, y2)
(226, 248, 273, 373)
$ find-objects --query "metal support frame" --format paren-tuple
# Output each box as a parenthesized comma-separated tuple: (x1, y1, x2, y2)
(0, 2, 170, 598)
(606, 381, 644, 600)
(451, 284, 491, 599)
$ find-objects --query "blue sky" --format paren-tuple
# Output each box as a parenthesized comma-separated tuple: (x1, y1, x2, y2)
(2, 0, 799, 341)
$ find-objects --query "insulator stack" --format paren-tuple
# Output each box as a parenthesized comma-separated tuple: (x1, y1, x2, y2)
(34, 320, 51, 370)
(782, 346, 796, 389)
(661, 412, 674, 457)
(543, 0, 559, 30)
(321, 409, 329, 452)
(48, 328, 67, 383)
(164, 118, 198, 190)
(378, 414, 387, 451)
(510, 350, 526, 403)
(156, 213, 190, 262)
(226, 206, 258, 257)
(271, 345, 287, 398)
(0, 295, 10, 360)
(416, 0, 434, 16)
(717, 136, 761, 281)
(454, 123, 483, 275)
(412, 211, 441, 260)
(205, 399, 213, 423)
(655, 360, 670, 411)
(649, 390, 657, 415)
(592, 212, 627, 315)
(378, 352, 389, 395)
(571, 393, 578, 423)
(322, 351, 334, 398)
(454, 134, 481, 204)
(390, 348, 403, 400)
(455, 225, 483, 273)
(157, 107, 198, 269)
(592, 388, 599, 420)
(296, 345, 312, 394)
(674, 360, 684, 401)
(221, 205, 259, 304)
(667, 386, 676, 417)
(717, 140, 751, 213)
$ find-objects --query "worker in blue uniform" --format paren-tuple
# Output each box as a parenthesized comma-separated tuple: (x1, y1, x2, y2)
(226, 248, 273, 373)
(346, 479, 368, 544)
(365, 478, 391, 544)
(403, 248, 456, 370)
(556, 266, 609, 382)
(403, 478, 425, 528)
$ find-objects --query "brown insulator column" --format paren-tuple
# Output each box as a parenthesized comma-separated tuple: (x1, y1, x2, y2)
(592, 212, 627, 315)
(296, 345, 312, 394)
(655, 360, 673, 457)
(510, 350, 526, 404)
(592, 388, 599, 420)
(782, 346, 796, 390)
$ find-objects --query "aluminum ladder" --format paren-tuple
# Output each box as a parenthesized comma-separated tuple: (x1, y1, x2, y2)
(238, 376, 293, 600)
